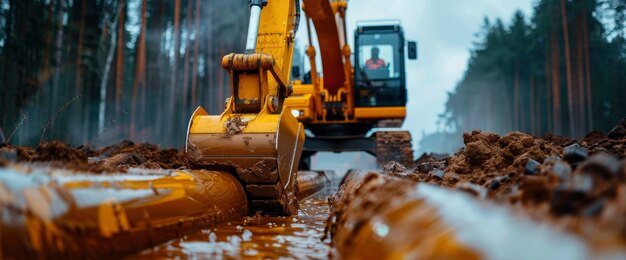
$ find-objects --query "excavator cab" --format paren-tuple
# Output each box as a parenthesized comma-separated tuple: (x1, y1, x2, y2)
(354, 21, 417, 107)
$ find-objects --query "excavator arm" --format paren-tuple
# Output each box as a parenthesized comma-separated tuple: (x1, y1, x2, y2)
(186, 0, 304, 215)
(288, 0, 354, 122)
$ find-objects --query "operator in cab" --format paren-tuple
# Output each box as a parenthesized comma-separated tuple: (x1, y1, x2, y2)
(365, 47, 387, 71)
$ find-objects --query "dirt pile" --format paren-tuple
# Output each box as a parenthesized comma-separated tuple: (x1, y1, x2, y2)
(384, 119, 626, 241)
(0, 140, 191, 173)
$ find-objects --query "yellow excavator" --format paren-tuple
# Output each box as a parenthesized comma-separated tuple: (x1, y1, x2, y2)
(186, 0, 417, 215)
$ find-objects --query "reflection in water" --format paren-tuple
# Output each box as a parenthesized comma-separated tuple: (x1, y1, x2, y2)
(133, 197, 333, 259)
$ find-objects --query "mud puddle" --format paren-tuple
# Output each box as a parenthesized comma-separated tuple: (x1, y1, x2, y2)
(131, 196, 333, 259)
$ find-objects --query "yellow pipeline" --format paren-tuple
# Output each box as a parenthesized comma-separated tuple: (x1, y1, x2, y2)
(330, 171, 617, 259)
(0, 165, 248, 258)
(297, 170, 338, 199)
(330, 171, 480, 259)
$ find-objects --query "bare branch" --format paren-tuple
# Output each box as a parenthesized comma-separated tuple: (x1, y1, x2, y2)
(40, 96, 81, 144)
(6, 113, 28, 145)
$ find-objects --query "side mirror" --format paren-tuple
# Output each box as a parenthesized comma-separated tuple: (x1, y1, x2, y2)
(292, 65, 301, 78)
(408, 41, 418, 60)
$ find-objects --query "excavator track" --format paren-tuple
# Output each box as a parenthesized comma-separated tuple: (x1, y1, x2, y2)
(374, 131, 414, 168)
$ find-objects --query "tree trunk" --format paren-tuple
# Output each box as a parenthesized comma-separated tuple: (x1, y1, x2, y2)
(41, 0, 54, 84)
(582, 6, 593, 131)
(551, 33, 562, 135)
(52, 0, 66, 111)
(217, 44, 224, 115)
(560, 0, 575, 136)
(130, 0, 147, 139)
(529, 73, 537, 134)
(75, 0, 86, 142)
(99, 14, 120, 133)
(166, 0, 181, 141)
(514, 60, 520, 130)
(75, 0, 86, 94)
(575, 9, 586, 135)
(182, 0, 192, 109)
(206, 3, 214, 113)
(148, 0, 165, 142)
(545, 47, 552, 133)
(115, 0, 125, 114)
(191, 0, 201, 107)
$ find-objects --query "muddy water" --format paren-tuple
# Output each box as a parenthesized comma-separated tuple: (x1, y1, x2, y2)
(132, 194, 333, 259)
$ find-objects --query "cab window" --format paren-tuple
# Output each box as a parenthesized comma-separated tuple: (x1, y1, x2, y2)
(357, 33, 400, 80)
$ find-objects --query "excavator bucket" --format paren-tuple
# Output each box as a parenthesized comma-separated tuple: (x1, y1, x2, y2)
(187, 104, 305, 215)
(186, 53, 304, 215)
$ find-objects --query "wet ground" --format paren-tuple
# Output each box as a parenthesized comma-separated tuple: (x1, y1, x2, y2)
(2, 119, 625, 258)
(132, 193, 334, 259)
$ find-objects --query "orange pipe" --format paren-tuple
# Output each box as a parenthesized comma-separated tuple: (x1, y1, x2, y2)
(330, 171, 608, 259)
(297, 170, 338, 199)
(0, 165, 248, 258)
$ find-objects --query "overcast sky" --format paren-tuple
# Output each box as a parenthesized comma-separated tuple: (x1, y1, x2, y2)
(296, 0, 535, 147)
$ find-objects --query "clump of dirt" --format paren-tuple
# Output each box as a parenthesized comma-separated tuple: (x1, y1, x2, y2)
(449, 130, 560, 175)
(91, 141, 190, 171)
(541, 133, 575, 147)
(32, 141, 88, 163)
(1, 140, 192, 173)
(382, 161, 406, 174)
(579, 132, 626, 159)
(224, 116, 248, 137)
(185, 140, 204, 164)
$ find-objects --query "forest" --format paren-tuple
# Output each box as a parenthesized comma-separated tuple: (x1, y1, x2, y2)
(1, 0, 625, 151)
(0, 0, 248, 147)
(441, 0, 626, 141)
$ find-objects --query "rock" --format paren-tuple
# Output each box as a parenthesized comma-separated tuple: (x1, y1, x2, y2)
(416, 163, 433, 173)
(489, 179, 501, 190)
(552, 161, 573, 181)
(525, 159, 541, 175)
(563, 144, 588, 165)
(431, 169, 445, 180)
(488, 176, 510, 190)
(578, 153, 621, 179)
(608, 118, 626, 139)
